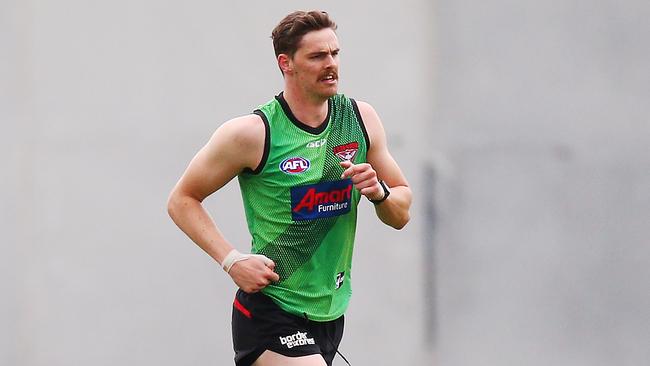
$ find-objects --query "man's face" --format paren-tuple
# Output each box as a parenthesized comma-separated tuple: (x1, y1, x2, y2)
(286, 28, 340, 101)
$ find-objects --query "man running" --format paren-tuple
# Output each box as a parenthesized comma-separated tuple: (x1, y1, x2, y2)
(168, 10, 412, 366)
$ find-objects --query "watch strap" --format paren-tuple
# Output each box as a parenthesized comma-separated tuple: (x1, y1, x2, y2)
(369, 180, 390, 204)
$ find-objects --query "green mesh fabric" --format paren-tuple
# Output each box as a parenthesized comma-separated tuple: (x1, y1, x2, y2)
(237, 94, 368, 321)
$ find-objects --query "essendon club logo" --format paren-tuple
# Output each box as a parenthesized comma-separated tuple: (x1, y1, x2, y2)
(280, 157, 310, 174)
(290, 179, 353, 221)
(333, 142, 359, 162)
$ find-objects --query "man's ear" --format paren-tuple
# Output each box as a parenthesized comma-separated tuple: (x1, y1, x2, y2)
(278, 54, 292, 74)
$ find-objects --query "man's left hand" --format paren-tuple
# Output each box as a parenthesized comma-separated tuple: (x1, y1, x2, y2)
(340, 160, 384, 201)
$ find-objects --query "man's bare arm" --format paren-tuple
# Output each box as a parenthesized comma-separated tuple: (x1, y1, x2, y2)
(167, 115, 279, 292)
(341, 101, 412, 229)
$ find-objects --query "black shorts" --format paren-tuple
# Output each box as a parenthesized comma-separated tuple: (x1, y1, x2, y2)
(231, 289, 344, 366)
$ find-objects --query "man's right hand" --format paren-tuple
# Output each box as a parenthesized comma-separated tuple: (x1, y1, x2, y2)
(228, 256, 280, 293)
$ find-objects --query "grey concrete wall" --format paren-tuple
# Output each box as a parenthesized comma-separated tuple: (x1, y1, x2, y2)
(2, 1, 431, 365)
(7, 1, 648, 365)
(432, 1, 650, 365)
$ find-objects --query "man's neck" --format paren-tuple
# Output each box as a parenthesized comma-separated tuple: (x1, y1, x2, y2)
(282, 88, 330, 128)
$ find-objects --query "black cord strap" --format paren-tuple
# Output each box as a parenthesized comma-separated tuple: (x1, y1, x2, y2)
(303, 312, 352, 366)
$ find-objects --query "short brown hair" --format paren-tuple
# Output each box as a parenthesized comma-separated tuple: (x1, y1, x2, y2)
(271, 10, 337, 58)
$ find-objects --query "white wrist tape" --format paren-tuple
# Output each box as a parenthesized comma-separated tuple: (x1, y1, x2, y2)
(221, 249, 274, 273)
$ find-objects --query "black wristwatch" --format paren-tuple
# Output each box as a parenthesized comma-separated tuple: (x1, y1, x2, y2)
(369, 180, 391, 204)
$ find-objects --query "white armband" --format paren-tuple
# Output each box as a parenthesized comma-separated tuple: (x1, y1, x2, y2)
(221, 249, 273, 273)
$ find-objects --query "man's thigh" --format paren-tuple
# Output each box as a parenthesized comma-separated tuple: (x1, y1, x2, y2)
(252, 350, 327, 366)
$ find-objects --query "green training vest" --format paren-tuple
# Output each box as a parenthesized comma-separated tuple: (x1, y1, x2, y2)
(237, 92, 369, 321)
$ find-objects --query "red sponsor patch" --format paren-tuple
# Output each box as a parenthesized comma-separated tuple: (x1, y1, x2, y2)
(333, 142, 359, 162)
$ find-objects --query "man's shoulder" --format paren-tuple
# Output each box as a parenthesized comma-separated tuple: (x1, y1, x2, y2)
(216, 113, 266, 148)
(347, 99, 384, 149)
(342, 99, 379, 126)
(227, 113, 265, 127)
(331, 94, 374, 113)
(349, 99, 374, 113)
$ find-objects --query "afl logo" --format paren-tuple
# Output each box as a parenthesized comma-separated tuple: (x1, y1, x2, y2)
(280, 157, 310, 174)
